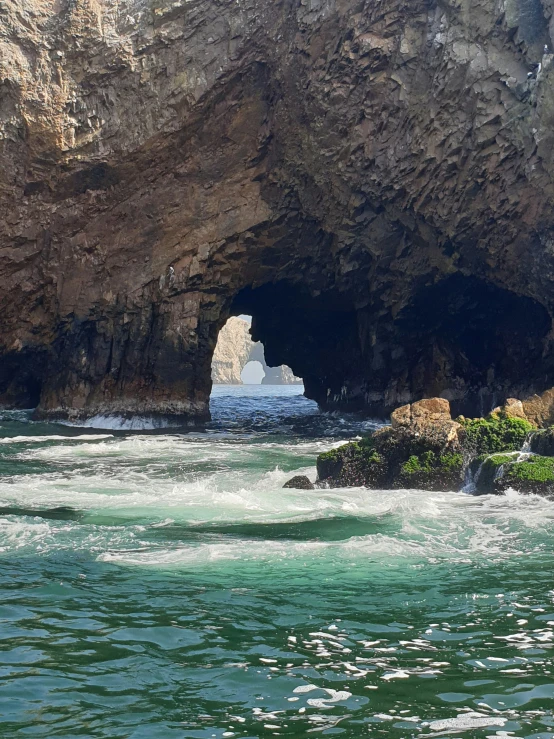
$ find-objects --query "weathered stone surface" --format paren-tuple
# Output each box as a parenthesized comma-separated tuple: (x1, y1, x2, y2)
(390, 398, 461, 452)
(4, 0, 554, 423)
(211, 318, 253, 385)
(391, 398, 451, 428)
(522, 389, 554, 428)
(317, 398, 536, 491)
(474, 453, 554, 496)
(491, 398, 528, 421)
(529, 427, 554, 456)
(211, 317, 301, 384)
(283, 475, 314, 490)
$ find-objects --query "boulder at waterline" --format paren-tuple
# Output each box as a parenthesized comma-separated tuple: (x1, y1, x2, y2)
(282, 475, 315, 490)
(316, 398, 537, 492)
(529, 428, 554, 457)
(473, 454, 554, 496)
(317, 441, 388, 488)
(471, 453, 521, 494)
(317, 398, 465, 490)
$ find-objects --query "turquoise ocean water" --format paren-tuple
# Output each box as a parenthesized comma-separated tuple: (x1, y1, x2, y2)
(1, 385, 554, 738)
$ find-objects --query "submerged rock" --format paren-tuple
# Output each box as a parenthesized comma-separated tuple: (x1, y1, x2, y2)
(283, 475, 314, 490)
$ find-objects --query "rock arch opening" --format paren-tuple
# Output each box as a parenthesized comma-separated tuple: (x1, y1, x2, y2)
(210, 314, 302, 388)
(241, 361, 265, 385)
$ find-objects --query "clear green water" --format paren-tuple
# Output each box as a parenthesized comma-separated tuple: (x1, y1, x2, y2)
(1, 386, 554, 738)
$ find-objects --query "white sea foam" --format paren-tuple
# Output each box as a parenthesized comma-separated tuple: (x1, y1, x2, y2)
(59, 415, 183, 430)
(0, 434, 113, 444)
(428, 712, 507, 731)
(0, 516, 53, 552)
(95, 488, 554, 568)
(3, 412, 554, 566)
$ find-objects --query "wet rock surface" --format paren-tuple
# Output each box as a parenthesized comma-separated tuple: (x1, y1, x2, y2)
(316, 398, 549, 494)
(473, 453, 554, 496)
(4, 1, 554, 422)
(530, 427, 554, 456)
(283, 475, 315, 490)
(317, 398, 466, 490)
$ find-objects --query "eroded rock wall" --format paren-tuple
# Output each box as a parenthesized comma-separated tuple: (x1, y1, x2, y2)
(3, 0, 554, 422)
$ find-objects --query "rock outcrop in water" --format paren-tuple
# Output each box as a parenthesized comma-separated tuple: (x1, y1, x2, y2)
(316, 397, 554, 493)
(4, 0, 554, 423)
(211, 317, 301, 384)
(283, 475, 315, 490)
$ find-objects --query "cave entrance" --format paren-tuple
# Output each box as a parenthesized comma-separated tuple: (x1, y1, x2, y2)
(210, 313, 302, 389)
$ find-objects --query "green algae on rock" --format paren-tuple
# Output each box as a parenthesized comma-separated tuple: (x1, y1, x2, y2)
(316, 398, 546, 494)
(472, 453, 520, 494)
(317, 441, 388, 488)
(397, 452, 464, 491)
(460, 415, 535, 455)
(317, 398, 465, 491)
(473, 453, 554, 495)
(497, 456, 554, 495)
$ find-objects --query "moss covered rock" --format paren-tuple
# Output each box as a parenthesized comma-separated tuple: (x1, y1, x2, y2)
(497, 456, 554, 495)
(316, 440, 388, 488)
(396, 451, 464, 490)
(472, 453, 519, 494)
(473, 453, 554, 495)
(459, 415, 534, 455)
(316, 399, 542, 493)
(317, 399, 464, 490)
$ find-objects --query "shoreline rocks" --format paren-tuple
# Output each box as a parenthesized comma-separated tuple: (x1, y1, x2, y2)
(315, 397, 554, 496)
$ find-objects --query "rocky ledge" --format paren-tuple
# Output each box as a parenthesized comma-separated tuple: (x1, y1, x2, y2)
(313, 396, 554, 497)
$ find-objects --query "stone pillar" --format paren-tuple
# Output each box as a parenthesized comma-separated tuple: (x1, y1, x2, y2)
(34, 292, 221, 426)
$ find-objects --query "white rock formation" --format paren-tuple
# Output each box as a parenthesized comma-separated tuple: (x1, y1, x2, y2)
(211, 318, 301, 384)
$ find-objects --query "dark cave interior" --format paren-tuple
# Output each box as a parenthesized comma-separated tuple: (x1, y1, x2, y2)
(1, 273, 553, 423)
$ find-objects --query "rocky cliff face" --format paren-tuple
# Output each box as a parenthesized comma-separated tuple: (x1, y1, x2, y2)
(3, 0, 554, 423)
